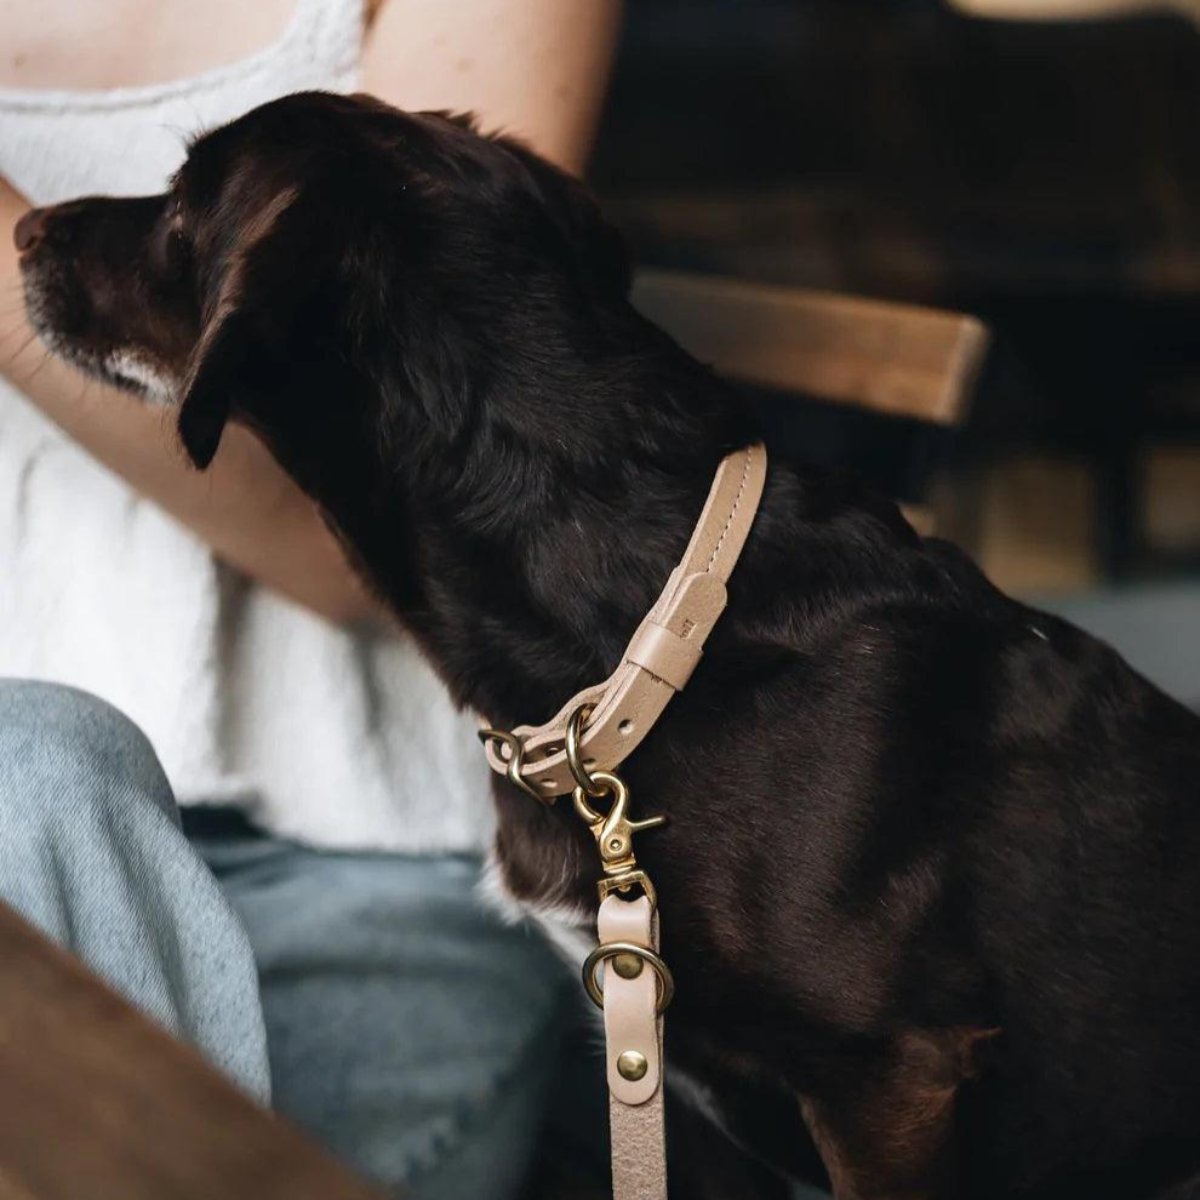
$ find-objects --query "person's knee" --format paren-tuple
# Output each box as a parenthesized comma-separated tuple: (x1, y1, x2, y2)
(0, 682, 269, 1099)
(0, 679, 176, 828)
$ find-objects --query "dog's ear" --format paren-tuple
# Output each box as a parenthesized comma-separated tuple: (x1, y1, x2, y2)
(177, 184, 302, 468)
(496, 138, 632, 300)
(177, 314, 249, 469)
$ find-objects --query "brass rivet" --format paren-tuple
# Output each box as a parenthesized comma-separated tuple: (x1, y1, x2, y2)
(617, 1050, 648, 1081)
(611, 952, 644, 980)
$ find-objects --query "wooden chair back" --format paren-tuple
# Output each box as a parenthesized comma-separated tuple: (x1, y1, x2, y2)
(633, 271, 989, 531)
(632, 270, 988, 430)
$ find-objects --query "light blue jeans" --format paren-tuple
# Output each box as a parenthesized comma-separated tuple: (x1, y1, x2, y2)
(0, 679, 573, 1199)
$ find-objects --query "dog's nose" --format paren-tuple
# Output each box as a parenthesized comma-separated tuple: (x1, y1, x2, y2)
(13, 207, 49, 253)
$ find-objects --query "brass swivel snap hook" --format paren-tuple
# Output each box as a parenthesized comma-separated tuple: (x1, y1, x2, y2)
(565, 704, 667, 906)
(572, 771, 666, 873)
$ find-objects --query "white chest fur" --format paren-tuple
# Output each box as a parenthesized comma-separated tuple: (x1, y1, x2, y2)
(479, 850, 595, 969)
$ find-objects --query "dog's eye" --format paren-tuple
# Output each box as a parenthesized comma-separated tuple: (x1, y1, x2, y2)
(157, 204, 192, 275)
(168, 228, 191, 268)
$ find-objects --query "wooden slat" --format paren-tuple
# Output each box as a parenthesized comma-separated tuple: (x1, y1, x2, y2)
(946, 0, 1200, 22)
(632, 270, 989, 427)
(0, 900, 393, 1200)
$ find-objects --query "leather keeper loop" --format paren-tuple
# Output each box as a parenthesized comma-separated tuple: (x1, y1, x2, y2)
(627, 621, 702, 691)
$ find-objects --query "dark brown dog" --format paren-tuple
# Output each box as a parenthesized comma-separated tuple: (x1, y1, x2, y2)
(17, 92, 1200, 1200)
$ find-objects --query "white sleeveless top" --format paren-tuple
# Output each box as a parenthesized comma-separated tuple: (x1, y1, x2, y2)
(0, 0, 494, 852)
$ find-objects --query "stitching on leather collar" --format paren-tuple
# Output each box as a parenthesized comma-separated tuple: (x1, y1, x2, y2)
(704, 447, 753, 572)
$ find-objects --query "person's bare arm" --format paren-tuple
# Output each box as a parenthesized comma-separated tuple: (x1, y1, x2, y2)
(361, 0, 622, 175)
(0, 177, 377, 624)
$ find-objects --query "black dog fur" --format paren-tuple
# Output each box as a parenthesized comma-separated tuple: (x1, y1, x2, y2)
(17, 92, 1200, 1199)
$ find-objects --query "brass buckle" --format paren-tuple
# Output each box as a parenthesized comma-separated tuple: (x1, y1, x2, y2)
(476, 727, 552, 805)
(583, 941, 675, 1013)
(478, 701, 605, 807)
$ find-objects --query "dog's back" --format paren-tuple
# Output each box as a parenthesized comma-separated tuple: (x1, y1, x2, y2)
(666, 474, 1200, 1197)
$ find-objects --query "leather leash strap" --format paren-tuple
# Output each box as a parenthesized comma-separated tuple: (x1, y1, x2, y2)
(599, 894, 666, 1200)
(483, 442, 768, 798)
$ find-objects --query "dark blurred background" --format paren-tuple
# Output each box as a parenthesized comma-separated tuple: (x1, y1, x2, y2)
(587, 0, 1200, 704)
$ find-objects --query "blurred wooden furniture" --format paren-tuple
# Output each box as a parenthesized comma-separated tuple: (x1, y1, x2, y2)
(633, 270, 990, 530)
(601, 4, 1200, 580)
(0, 900, 393, 1200)
(946, 0, 1200, 23)
(634, 270, 988, 429)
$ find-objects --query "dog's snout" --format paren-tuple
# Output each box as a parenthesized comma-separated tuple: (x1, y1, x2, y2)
(13, 207, 49, 253)
(13, 202, 91, 254)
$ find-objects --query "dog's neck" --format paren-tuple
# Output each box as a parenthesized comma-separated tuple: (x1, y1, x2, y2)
(340, 313, 759, 727)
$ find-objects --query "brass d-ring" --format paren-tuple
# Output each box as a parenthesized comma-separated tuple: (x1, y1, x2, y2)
(565, 703, 604, 796)
(583, 942, 674, 1014)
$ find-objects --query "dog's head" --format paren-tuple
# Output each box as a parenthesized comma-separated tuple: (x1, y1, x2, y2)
(16, 92, 631, 485)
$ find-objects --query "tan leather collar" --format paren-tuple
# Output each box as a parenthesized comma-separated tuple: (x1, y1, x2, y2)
(482, 442, 768, 798)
